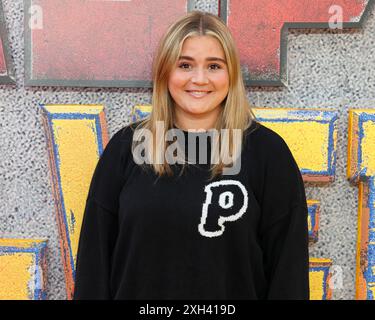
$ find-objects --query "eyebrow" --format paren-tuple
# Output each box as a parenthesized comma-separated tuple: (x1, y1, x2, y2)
(178, 55, 227, 64)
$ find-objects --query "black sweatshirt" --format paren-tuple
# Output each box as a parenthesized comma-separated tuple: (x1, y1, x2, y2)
(73, 120, 310, 300)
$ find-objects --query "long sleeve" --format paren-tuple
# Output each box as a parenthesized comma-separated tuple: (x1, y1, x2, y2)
(258, 130, 310, 300)
(73, 198, 118, 299)
(73, 126, 132, 300)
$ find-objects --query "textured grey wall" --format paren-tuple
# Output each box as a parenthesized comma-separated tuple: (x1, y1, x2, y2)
(0, 0, 373, 299)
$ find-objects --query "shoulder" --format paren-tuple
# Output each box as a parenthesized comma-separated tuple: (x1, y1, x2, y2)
(107, 122, 137, 147)
(243, 120, 301, 190)
(93, 122, 140, 180)
(101, 122, 140, 159)
(244, 120, 305, 208)
(87, 122, 139, 211)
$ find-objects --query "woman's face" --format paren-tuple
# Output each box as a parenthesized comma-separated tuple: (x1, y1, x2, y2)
(168, 35, 229, 128)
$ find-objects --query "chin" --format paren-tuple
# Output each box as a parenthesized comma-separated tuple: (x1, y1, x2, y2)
(184, 106, 215, 115)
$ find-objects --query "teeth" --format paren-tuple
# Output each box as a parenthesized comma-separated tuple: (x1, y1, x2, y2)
(188, 91, 210, 96)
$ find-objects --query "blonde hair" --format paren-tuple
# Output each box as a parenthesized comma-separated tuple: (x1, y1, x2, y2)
(132, 10, 257, 179)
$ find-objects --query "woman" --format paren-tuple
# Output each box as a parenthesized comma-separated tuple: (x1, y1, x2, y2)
(73, 10, 309, 300)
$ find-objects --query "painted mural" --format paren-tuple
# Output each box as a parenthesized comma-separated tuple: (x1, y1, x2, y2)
(347, 109, 375, 299)
(219, 0, 372, 86)
(40, 105, 109, 299)
(24, 0, 193, 87)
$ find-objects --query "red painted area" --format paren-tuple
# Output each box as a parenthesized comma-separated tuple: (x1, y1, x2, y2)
(0, 38, 7, 75)
(30, 0, 189, 82)
(224, 0, 367, 82)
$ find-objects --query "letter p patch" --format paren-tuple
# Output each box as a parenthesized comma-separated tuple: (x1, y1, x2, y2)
(199, 180, 248, 238)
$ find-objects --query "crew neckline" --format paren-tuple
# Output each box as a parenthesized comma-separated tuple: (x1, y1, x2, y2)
(172, 124, 213, 135)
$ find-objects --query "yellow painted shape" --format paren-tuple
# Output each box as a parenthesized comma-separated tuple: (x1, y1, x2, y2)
(348, 109, 375, 180)
(368, 283, 375, 297)
(307, 200, 320, 206)
(254, 107, 334, 120)
(347, 110, 354, 179)
(52, 118, 100, 268)
(44, 104, 104, 114)
(258, 121, 330, 172)
(0, 253, 34, 300)
(135, 105, 152, 113)
(0, 239, 45, 248)
(309, 269, 326, 300)
(361, 120, 375, 176)
(310, 257, 331, 264)
(309, 258, 332, 300)
(357, 120, 375, 268)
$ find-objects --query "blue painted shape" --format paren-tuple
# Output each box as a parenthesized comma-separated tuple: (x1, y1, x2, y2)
(132, 107, 151, 123)
(308, 202, 319, 242)
(354, 112, 375, 300)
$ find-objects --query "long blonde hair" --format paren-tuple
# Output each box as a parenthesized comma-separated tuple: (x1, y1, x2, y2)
(132, 10, 257, 179)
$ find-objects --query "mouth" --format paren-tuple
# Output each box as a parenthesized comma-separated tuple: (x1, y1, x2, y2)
(185, 90, 212, 98)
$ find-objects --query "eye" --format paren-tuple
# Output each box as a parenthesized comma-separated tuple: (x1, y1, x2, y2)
(178, 62, 191, 69)
(209, 64, 221, 70)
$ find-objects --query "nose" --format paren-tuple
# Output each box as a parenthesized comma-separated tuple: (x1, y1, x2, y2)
(191, 68, 209, 84)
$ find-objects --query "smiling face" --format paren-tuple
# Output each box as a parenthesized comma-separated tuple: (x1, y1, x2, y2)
(167, 35, 230, 130)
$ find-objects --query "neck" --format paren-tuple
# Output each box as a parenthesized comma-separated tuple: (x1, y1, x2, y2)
(174, 107, 221, 131)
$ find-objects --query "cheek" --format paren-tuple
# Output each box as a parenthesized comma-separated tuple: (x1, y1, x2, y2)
(214, 73, 229, 91)
(168, 72, 186, 92)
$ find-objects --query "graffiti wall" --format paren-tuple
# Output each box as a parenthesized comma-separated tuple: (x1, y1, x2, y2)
(0, 0, 375, 300)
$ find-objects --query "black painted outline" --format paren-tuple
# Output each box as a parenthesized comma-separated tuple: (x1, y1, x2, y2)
(219, 0, 375, 87)
(24, 0, 195, 88)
